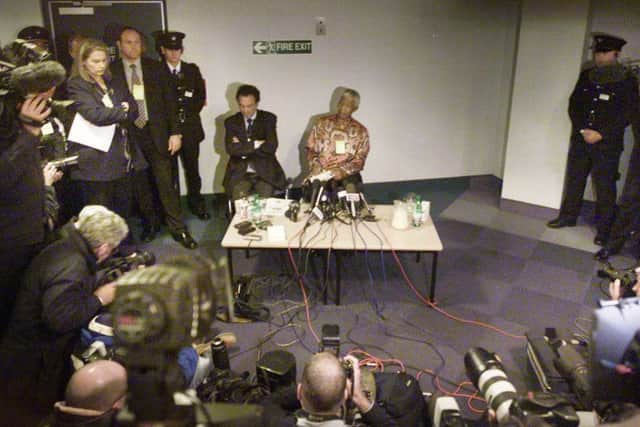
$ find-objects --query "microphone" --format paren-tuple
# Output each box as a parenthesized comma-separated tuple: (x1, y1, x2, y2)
(346, 193, 360, 219)
(284, 179, 293, 200)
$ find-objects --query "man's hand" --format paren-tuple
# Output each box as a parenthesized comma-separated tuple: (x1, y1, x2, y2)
(580, 129, 603, 144)
(121, 102, 129, 112)
(254, 139, 265, 149)
(344, 355, 373, 414)
(94, 282, 117, 306)
(232, 136, 240, 144)
(168, 134, 182, 155)
(43, 163, 63, 186)
(609, 268, 640, 300)
(19, 93, 52, 136)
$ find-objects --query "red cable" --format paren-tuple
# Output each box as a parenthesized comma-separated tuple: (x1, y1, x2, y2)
(375, 224, 525, 340)
(287, 227, 320, 343)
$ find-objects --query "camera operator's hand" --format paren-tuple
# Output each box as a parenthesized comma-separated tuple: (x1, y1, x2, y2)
(609, 278, 640, 301)
(344, 355, 373, 414)
(94, 282, 117, 306)
(43, 163, 63, 186)
(19, 93, 52, 136)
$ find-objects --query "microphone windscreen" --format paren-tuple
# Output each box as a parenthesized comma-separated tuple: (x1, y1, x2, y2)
(10, 60, 66, 96)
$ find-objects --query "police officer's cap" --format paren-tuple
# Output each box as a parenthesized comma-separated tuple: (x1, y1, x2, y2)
(160, 31, 185, 50)
(18, 25, 50, 41)
(591, 33, 627, 53)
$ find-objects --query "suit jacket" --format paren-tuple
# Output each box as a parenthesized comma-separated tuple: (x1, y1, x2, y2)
(111, 57, 180, 156)
(66, 74, 144, 181)
(223, 110, 286, 192)
(162, 60, 206, 144)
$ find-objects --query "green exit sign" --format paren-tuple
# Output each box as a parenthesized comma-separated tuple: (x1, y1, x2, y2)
(253, 40, 312, 55)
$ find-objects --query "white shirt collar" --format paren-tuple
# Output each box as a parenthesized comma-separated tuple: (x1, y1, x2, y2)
(167, 61, 181, 74)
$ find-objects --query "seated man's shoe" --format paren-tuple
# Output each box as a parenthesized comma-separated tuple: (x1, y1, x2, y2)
(196, 210, 211, 221)
(189, 201, 211, 221)
(547, 216, 577, 228)
(172, 230, 198, 249)
(594, 247, 619, 261)
(140, 225, 160, 243)
(594, 233, 608, 247)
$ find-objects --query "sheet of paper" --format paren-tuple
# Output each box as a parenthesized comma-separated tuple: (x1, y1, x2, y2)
(263, 198, 292, 216)
(267, 225, 286, 242)
(68, 113, 115, 152)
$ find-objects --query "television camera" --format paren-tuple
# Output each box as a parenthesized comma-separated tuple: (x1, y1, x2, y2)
(111, 262, 261, 426)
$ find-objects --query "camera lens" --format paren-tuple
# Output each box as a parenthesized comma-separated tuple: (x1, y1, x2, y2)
(465, 347, 517, 423)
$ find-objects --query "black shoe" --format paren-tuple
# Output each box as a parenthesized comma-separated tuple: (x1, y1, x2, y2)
(594, 233, 608, 247)
(547, 216, 577, 228)
(140, 225, 160, 243)
(196, 210, 211, 220)
(594, 247, 619, 261)
(172, 230, 198, 249)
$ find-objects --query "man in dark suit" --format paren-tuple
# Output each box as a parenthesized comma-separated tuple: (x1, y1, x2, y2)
(112, 26, 197, 249)
(159, 31, 210, 220)
(224, 84, 286, 200)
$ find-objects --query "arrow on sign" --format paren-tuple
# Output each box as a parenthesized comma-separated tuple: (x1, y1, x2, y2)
(253, 41, 268, 54)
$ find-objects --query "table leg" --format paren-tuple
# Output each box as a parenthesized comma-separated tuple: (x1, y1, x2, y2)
(227, 248, 234, 283)
(224, 248, 237, 322)
(323, 250, 329, 305)
(335, 251, 342, 306)
(429, 251, 438, 302)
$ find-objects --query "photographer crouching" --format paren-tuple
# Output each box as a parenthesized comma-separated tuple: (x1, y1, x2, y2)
(0, 205, 128, 426)
(262, 352, 399, 427)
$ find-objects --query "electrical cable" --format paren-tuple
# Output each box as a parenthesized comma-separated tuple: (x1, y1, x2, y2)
(287, 227, 321, 344)
(373, 221, 526, 340)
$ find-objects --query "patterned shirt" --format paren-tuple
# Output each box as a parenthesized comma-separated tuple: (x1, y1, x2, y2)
(306, 114, 370, 180)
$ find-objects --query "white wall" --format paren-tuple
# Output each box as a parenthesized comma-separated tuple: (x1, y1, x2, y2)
(170, 0, 520, 192)
(501, 0, 590, 208)
(0, 0, 519, 194)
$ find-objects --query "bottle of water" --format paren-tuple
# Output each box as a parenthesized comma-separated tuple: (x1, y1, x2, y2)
(249, 194, 262, 222)
(413, 195, 423, 227)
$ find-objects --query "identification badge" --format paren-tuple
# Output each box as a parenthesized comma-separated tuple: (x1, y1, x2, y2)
(335, 140, 346, 154)
(599, 93, 610, 101)
(41, 122, 54, 136)
(185, 90, 193, 98)
(101, 94, 113, 108)
(132, 84, 145, 101)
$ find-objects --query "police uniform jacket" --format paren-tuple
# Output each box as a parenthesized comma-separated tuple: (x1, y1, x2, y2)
(569, 65, 639, 152)
(223, 110, 286, 192)
(164, 60, 205, 144)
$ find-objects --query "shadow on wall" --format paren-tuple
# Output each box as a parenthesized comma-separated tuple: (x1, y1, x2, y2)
(212, 82, 244, 195)
(293, 86, 350, 185)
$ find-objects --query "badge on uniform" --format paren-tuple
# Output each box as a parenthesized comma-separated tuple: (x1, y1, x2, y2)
(132, 84, 145, 101)
(599, 93, 610, 101)
(185, 90, 193, 98)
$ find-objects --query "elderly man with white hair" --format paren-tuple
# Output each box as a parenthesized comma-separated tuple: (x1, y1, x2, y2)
(0, 205, 128, 426)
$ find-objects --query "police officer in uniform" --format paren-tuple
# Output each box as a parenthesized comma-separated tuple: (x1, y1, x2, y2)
(17, 25, 51, 52)
(158, 31, 210, 220)
(548, 33, 639, 246)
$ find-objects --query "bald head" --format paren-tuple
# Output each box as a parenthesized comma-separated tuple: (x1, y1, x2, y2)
(299, 352, 347, 414)
(65, 360, 127, 412)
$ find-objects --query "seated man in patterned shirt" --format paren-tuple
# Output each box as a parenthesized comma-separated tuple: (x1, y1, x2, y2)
(306, 88, 370, 193)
